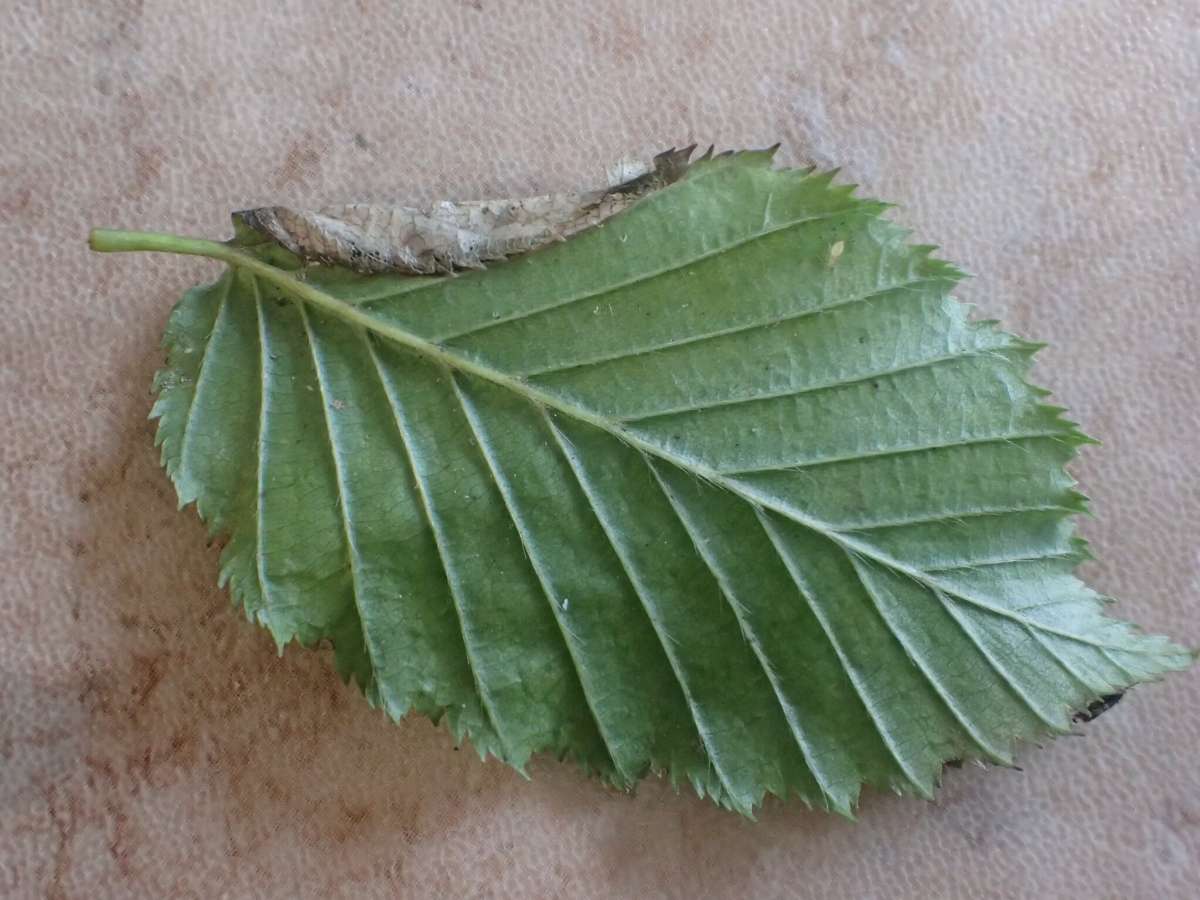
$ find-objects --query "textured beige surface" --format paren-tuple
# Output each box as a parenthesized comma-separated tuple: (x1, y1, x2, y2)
(2, 1, 1198, 897)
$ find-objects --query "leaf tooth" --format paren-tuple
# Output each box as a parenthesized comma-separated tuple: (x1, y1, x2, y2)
(806, 167, 841, 190)
(1007, 336, 1049, 353)
(911, 244, 968, 280)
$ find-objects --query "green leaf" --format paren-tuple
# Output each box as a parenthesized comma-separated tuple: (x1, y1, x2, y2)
(90, 150, 1192, 817)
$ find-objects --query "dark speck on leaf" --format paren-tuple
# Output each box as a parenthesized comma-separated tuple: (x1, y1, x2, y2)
(1073, 692, 1125, 723)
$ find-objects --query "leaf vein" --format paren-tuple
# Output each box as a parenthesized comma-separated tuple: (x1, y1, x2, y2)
(363, 335, 509, 755)
(843, 505, 1076, 533)
(719, 432, 1076, 475)
(1024, 626, 1111, 696)
(845, 552, 1011, 763)
(543, 413, 743, 810)
(437, 207, 855, 343)
(646, 458, 841, 811)
(619, 345, 991, 423)
(176, 273, 233, 473)
(297, 306, 382, 693)
(520, 277, 948, 380)
(754, 510, 930, 795)
(925, 551, 1079, 573)
(251, 279, 274, 622)
(931, 586, 1065, 731)
(451, 375, 628, 781)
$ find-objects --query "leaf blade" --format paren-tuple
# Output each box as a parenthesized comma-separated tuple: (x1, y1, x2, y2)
(93, 150, 1193, 816)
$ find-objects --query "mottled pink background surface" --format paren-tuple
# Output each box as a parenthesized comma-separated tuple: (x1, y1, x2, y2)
(2, 2, 1198, 897)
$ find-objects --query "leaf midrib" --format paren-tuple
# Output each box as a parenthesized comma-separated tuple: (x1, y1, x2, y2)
(103, 232, 1158, 667)
(293, 253, 1160, 656)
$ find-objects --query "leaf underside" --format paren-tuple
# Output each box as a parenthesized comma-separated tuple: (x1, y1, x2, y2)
(145, 150, 1190, 817)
